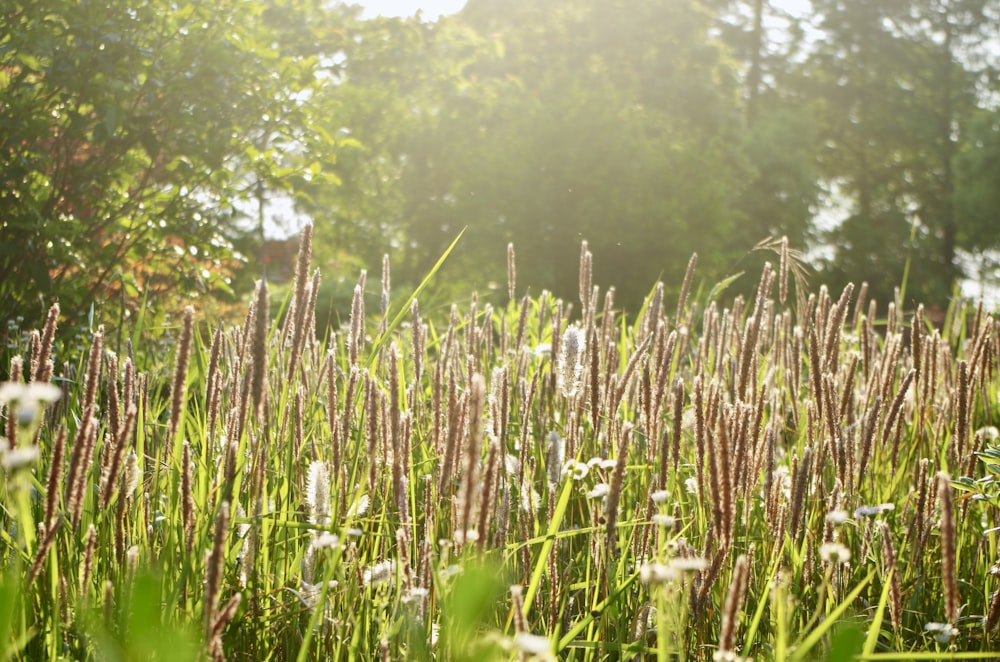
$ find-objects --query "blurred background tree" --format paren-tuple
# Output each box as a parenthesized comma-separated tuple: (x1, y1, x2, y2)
(4, 0, 1000, 342)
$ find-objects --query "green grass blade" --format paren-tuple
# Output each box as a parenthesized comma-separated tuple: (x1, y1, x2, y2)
(366, 227, 466, 366)
(790, 569, 875, 662)
(862, 567, 893, 656)
(522, 475, 574, 618)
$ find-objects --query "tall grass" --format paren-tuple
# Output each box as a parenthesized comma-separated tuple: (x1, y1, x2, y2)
(2, 228, 1000, 661)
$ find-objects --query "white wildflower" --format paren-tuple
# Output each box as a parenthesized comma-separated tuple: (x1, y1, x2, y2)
(439, 564, 463, 580)
(924, 621, 958, 644)
(976, 426, 1000, 440)
(652, 514, 675, 528)
(401, 586, 429, 605)
(587, 483, 610, 499)
(640, 562, 677, 584)
(651, 490, 670, 504)
(854, 503, 894, 518)
(363, 560, 396, 587)
(684, 477, 699, 495)
(1, 445, 38, 471)
(347, 494, 370, 517)
(0, 381, 61, 406)
(312, 532, 340, 550)
(819, 542, 851, 565)
(505, 454, 519, 475)
(585, 457, 616, 471)
(826, 510, 850, 525)
(0, 381, 61, 427)
(513, 632, 552, 655)
(532, 343, 552, 358)
(669, 557, 709, 573)
(562, 460, 589, 481)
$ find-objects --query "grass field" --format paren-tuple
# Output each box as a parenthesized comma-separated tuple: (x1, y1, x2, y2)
(2, 228, 1000, 660)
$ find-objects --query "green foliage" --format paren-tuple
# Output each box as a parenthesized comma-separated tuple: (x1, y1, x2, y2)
(0, 0, 341, 338)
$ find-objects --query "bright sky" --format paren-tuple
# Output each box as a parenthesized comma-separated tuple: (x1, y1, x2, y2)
(358, 0, 466, 19)
(359, 0, 815, 20)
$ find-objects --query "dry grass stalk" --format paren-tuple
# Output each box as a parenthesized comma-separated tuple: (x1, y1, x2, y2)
(507, 242, 517, 302)
(476, 438, 500, 549)
(167, 309, 194, 461)
(937, 471, 959, 625)
(718, 554, 751, 657)
(878, 521, 902, 632)
(99, 403, 136, 510)
(579, 240, 592, 313)
(65, 409, 98, 529)
(250, 280, 269, 418)
(349, 273, 366, 368)
(789, 446, 812, 542)
(955, 360, 970, 464)
(181, 441, 197, 551)
(42, 424, 67, 531)
(458, 375, 486, 545)
(676, 252, 698, 328)
(80, 524, 97, 595)
(82, 326, 104, 418)
(204, 501, 231, 641)
(605, 422, 633, 550)
(30, 303, 60, 383)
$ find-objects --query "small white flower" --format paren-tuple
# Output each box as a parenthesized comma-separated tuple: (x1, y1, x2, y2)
(854, 503, 894, 518)
(532, 343, 552, 358)
(585, 455, 616, 471)
(652, 514, 675, 528)
(975, 426, 1000, 440)
(514, 632, 551, 655)
(363, 560, 396, 587)
(453, 529, 479, 544)
(826, 510, 850, 525)
(684, 477, 699, 495)
(651, 490, 670, 504)
(1, 445, 39, 471)
(347, 494, 370, 517)
(639, 562, 677, 584)
(924, 621, 958, 644)
(505, 454, 520, 475)
(0, 382, 61, 427)
(312, 532, 340, 550)
(0, 381, 62, 406)
(587, 483, 610, 499)
(562, 460, 589, 481)
(819, 542, 852, 565)
(669, 557, 709, 572)
(401, 586, 429, 605)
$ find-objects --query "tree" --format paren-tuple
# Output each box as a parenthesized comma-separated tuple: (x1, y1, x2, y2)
(804, 0, 998, 306)
(0, 0, 339, 337)
(373, 0, 761, 311)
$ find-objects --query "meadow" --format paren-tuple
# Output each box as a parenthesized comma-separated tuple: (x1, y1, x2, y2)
(2, 226, 1000, 661)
